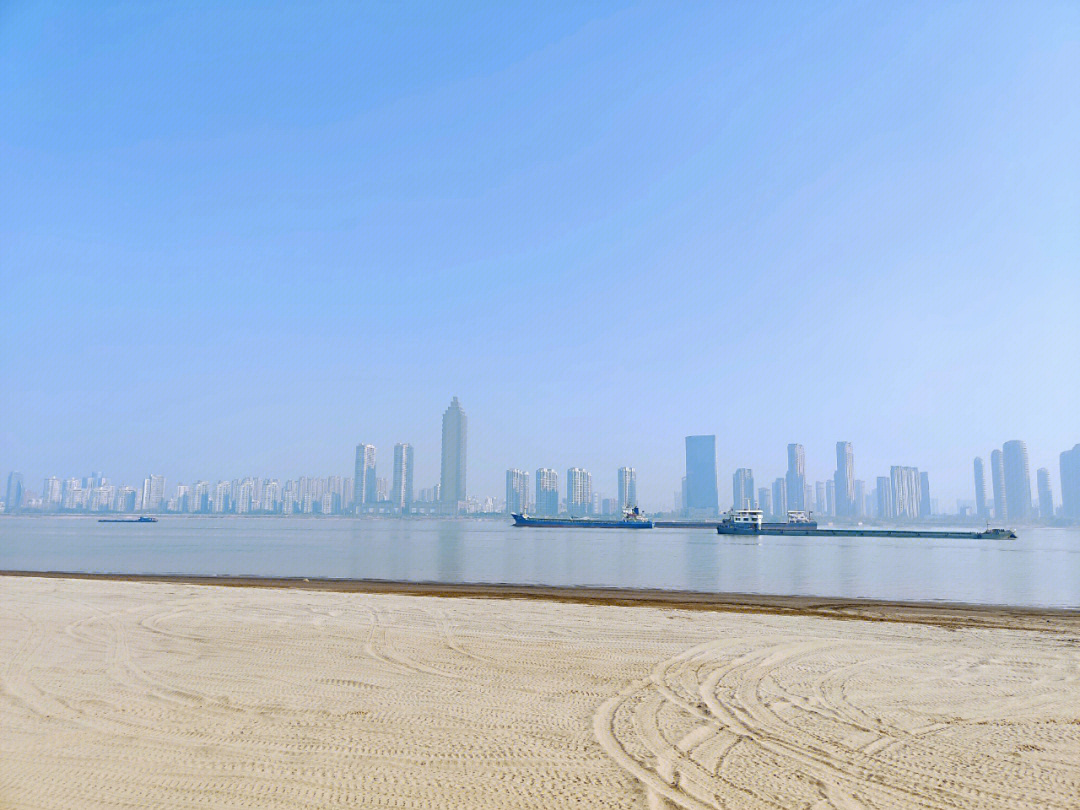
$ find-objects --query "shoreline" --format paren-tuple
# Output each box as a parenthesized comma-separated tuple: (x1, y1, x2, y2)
(4, 570, 1077, 632)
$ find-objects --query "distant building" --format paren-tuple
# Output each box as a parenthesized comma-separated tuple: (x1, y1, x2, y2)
(684, 435, 718, 515)
(5, 472, 23, 513)
(825, 479, 836, 517)
(919, 471, 931, 517)
(617, 467, 637, 511)
(890, 466, 921, 520)
(771, 477, 787, 519)
(1060, 444, 1080, 520)
(990, 449, 1007, 521)
(786, 444, 806, 511)
(567, 468, 592, 517)
(814, 481, 827, 514)
(876, 475, 894, 519)
(535, 468, 559, 516)
(354, 444, 376, 511)
(853, 479, 866, 518)
(391, 443, 415, 513)
(141, 474, 165, 512)
(376, 477, 389, 503)
(732, 468, 754, 510)
(834, 442, 855, 517)
(757, 486, 772, 517)
(440, 397, 467, 514)
(505, 469, 529, 515)
(973, 457, 989, 519)
(1002, 440, 1032, 521)
(1036, 467, 1053, 521)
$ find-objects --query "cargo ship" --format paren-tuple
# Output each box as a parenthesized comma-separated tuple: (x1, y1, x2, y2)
(512, 507, 653, 529)
(98, 516, 158, 523)
(716, 509, 1015, 539)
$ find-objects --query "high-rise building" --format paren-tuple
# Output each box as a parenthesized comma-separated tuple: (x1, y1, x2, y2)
(814, 481, 827, 514)
(505, 469, 529, 515)
(43, 476, 62, 510)
(825, 479, 836, 517)
(354, 443, 376, 511)
(853, 479, 866, 518)
(757, 486, 772, 517)
(990, 449, 1007, 520)
(391, 443, 415, 513)
(919, 471, 931, 517)
(973, 457, 989, 518)
(890, 466, 921, 520)
(834, 442, 855, 517)
(732, 468, 754, 510)
(5, 472, 24, 513)
(771, 477, 787, 519)
(535, 468, 559, 516)
(684, 435, 718, 515)
(786, 444, 806, 511)
(567, 468, 592, 517)
(1061, 444, 1080, 520)
(141, 474, 165, 512)
(1036, 467, 1053, 521)
(617, 467, 637, 511)
(1002, 440, 1032, 522)
(876, 475, 894, 519)
(440, 397, 467, 513)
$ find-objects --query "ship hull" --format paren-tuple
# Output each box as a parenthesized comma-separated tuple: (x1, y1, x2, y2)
(511, 514, 653, 529)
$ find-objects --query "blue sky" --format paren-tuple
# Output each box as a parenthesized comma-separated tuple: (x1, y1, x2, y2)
(2, 1, 1078, 508)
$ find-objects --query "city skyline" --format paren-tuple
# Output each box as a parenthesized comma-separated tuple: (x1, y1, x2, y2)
(7, 429, 1078, 521)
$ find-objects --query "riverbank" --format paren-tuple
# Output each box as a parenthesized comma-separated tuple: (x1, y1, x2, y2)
(2, 575, 1078, 808)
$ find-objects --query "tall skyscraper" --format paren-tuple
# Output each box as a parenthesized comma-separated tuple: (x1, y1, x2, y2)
(1061, 444, 1080, 520)
(391, 443, 415, 513)
(567, 468, 592, 516)
(684, 435, 718, 515)
(757, 486, 772, 517)
(1036, 467, 1053, 521)
(876, 475, 894, 519)
(732, 468, 754, 510)
(1002, 440, 1032, 522)
(440, 397, 467, 513)
(141, 474, 165, 512)
(973, 457, 989, 518)
(825, 479, 836, 516)
(814, 481, 827, 514)
(505, 469, 529, 514)
(990, 449, 1007, 520)
(771, 477, 787, 519)
(617, 467, 637, 510)
(889, 466, 921, 520)
(535, 468, 559, 516)
(834, 442, 855, 517)
(786, 444, 806, 511)
(354, 443, 376, 511)
(919, 471, 931, 517)
(853, 479, 866, 518)
(5, 472, 24, 513)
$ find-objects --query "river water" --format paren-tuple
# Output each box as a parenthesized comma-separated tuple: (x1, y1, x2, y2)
(1, 516, 1077, 608)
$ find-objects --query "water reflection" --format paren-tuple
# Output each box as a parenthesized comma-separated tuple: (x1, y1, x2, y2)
(0, 517, 1076, 609)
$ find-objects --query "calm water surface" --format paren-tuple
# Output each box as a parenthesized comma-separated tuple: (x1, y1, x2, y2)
(1, 517, 1077, 609)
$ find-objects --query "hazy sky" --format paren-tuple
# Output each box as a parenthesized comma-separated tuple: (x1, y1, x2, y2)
(2, 1, 1078, 509)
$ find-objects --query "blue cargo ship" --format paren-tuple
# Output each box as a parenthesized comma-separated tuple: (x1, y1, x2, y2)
(512, 507, 652, 529)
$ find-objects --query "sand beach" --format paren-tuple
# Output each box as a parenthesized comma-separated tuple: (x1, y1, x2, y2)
(2, 574, 1078, 809)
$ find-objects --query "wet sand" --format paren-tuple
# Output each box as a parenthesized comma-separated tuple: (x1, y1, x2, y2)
(2, 574, 1078, 808)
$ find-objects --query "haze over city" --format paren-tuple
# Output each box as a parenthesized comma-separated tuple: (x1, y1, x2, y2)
(2, 2, 1078, 508)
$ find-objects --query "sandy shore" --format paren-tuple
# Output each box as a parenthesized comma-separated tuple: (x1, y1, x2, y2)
(2, 576, 1078, 808)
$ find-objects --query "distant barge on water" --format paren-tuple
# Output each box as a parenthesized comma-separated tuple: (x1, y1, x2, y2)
(512, 507, 653, 529)
(98, 516, 158, 523)
(716, 509, 1016, 539)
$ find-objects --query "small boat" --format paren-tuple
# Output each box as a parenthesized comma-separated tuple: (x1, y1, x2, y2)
(512, 506, 653, 529)
(98, 516, 158, 523)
